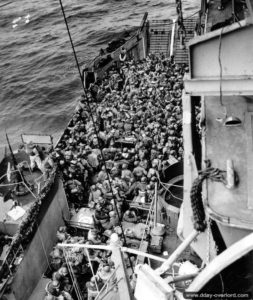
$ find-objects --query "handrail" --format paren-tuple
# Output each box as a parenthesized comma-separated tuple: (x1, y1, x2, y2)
(170, 19, 176, 57)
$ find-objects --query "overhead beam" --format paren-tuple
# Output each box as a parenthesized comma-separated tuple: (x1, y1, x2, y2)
(184, 74, 253, 96)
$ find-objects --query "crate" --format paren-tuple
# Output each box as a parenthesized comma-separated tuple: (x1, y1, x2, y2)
(149, 235, 163, 254)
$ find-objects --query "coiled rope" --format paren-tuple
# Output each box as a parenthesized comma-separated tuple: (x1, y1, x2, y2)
(190, 161, 226, 232)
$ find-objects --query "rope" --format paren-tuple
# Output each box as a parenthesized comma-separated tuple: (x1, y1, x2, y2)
(159, 180, 183, 201)
(190, 161, 226, 232)
(156, 171, 183, 201)
(218, 27, 224, 107)
(161, 182, 183, 188)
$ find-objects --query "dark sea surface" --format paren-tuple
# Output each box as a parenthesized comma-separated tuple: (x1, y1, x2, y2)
(0, 0, 199, 156)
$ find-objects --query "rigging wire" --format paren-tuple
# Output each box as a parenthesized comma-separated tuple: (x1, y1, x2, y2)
(58, 0, 134, 273)
(157, 172, 183, 201)
(218, 27, 224, 107)
(159, 180, 183, 201)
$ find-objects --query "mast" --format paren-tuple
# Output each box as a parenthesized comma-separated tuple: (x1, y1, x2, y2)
(5, 133, 31, 190)
(6, 133, 18, 171)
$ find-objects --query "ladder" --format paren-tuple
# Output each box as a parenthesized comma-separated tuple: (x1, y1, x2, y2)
(148, 19, 173, 56)
(174, 17, 198, 64)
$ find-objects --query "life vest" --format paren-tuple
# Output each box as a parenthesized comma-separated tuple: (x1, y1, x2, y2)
(119, 49, 127, 61)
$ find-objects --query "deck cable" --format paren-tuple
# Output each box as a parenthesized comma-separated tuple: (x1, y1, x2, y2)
(58, 0, 134, 273)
